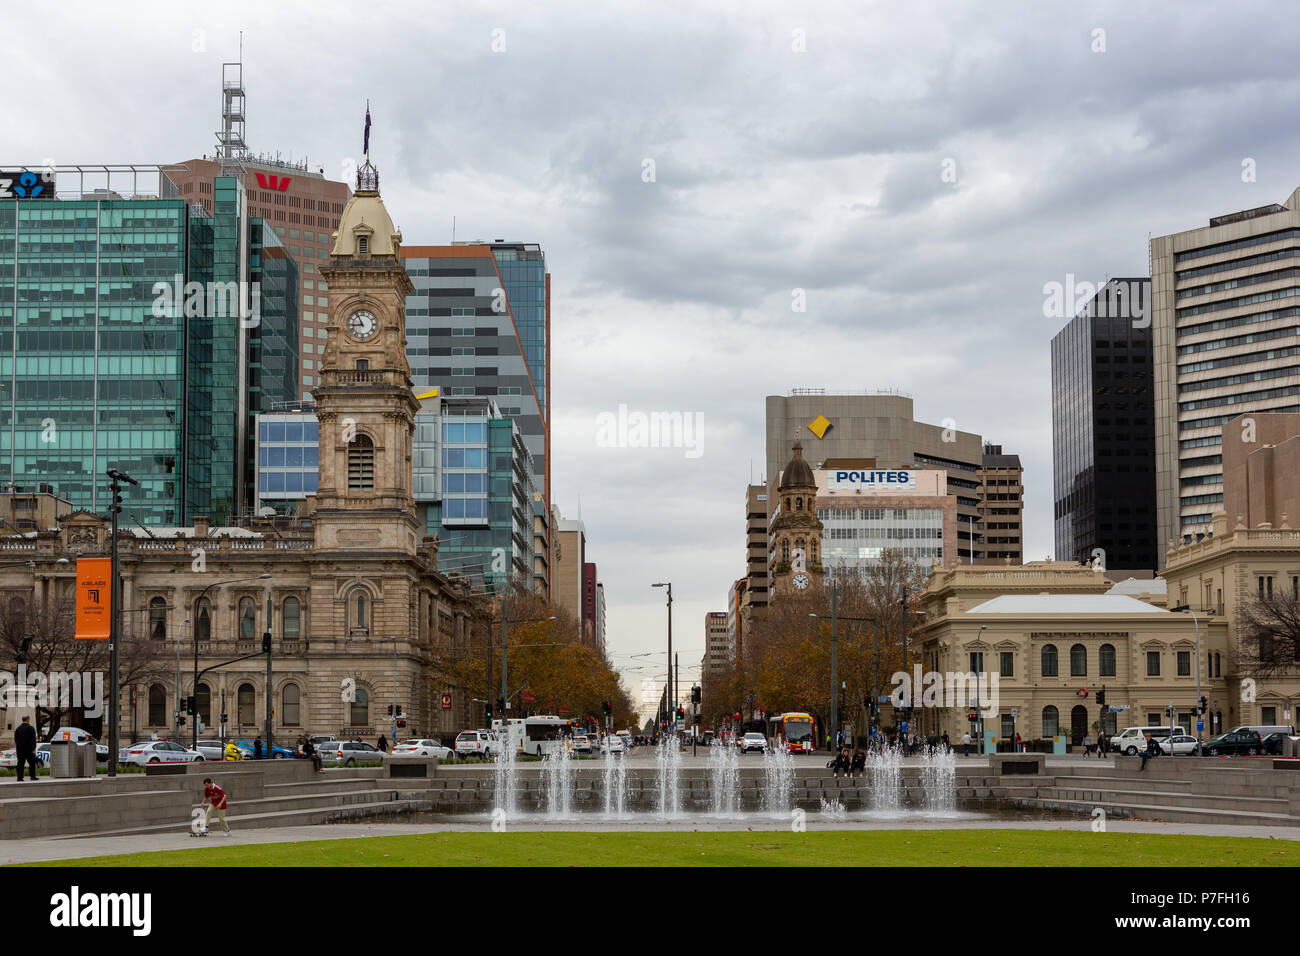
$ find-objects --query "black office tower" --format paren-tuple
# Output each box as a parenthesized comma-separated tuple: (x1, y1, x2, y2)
(1051, 278, 1157, 571)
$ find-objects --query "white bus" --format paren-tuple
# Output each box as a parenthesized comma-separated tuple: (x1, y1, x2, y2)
(494, 715, 575, 756)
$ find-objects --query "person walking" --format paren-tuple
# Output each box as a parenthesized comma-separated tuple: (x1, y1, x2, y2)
(377, 735, 388, 753)
(199, 777, 232, 836)
(1138, 733, 1158, 771)
(941, 730, 950, 752)
(14, 715, 37, 782)
(1083, 733, 1093, 756)
(1015, 732, 1023, 754)
(960, 730, 971, 757)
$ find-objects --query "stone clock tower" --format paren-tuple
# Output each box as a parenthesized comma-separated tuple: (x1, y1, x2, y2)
(770, 442, 825, 598)
(311, 161, 421, 556)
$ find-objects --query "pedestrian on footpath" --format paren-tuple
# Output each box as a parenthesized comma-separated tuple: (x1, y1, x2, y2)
(1015, 732, 1023, 753)
(253, 736, 263, 760)
(14, 715, 37, 782)
(941, 730, 950, 752)
(377, 735, 388, 753)
(960, 730, 971, 757)
(200, 778, 232, 835)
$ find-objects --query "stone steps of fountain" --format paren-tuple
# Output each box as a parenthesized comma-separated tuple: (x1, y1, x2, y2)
(1016, 795, 1296, 828)
(1043, 785, 1288, 814)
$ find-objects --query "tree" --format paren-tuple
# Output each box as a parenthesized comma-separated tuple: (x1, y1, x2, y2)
(1236, 592, 1300, 678)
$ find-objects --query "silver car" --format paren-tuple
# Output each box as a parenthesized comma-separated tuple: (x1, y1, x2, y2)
(319, 740, 387, 766)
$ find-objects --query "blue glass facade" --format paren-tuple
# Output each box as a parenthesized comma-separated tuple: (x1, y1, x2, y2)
(0, 174, 298, 525)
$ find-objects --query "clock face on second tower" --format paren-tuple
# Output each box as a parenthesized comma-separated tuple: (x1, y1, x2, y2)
(347, 309, 378, 340)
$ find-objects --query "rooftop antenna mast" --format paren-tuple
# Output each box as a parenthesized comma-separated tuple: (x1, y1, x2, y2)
(217, 33, 248, 177)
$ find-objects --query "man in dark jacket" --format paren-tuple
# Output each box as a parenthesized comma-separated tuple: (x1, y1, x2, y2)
(1138, 733, 1159, 771)
(14, 715, 37, 781)
(253, 737, 263, 760)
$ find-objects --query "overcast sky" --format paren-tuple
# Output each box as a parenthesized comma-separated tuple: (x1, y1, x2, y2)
(8, 1, 1300, 703)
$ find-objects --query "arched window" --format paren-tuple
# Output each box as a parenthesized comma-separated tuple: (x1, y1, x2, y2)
(283, 597, 301, 640)
(353, 591, 369, 635)
(350, 687, 369, 727)
(795, 496, 803, 511)
(239, 597, 256, 640)
(348, 434, 375, 489)
(149, 597, 167, 640)
(195, 597, 211, 640)
(1041, 644, 1058, 677)
(196, 683, 212, 725)
(238, 682, 256, 726)
(282, 683, 301, 726)
(1070, 705, 1088, 745)
(1070, 643, 1087, 676)
(1099, 643, 1116, 677)
(1041, 705, 1059, 738)
(780, 540, 789, 564)
(147, 683, 166, 726)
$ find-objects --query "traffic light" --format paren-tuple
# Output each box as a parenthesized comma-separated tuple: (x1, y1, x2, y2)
(178, 715, 186, 727)
(387, 704, 395, 716)
(1199, 696, 1208, 715)
(485, 700, 494, 720)
(1096, 687, 1106, 708)
(396, 718, 407, 729)
(110, 489, 123, 516)
(395, 704, 402, 716)
(497, 697, 505, 716)
(601, 700, 610, 716)
(691, 686, 701, 705)
(262, 630, 272, 654)
(184, 696, 195, 716)
(967, 712, 979, 722)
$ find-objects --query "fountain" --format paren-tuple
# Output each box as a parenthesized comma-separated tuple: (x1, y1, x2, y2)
(760, 742, 794, 816)
(818, 794, 847, 821)
(602, 739, 628, 817)
(920, 746, 957, 811)
(493, 727, 518, 818)
(543, 744, 574, 818)
(655, 734, 682, 818)
(707, 739, 740, 815)
(868, 742, 902, 812)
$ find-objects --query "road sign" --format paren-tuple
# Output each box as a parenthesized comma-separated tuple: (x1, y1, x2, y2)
(440, 693, 452, 710)
(1109, 705, 1128, 712)
(1197, 721, 1204, 733)
(877, 696, 890, 703)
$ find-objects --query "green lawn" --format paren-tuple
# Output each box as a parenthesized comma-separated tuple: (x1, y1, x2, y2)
(28, 829, 1300, 867)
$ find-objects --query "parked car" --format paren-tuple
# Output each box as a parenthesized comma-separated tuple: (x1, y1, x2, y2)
(391, 738, 454, 760)
(1163, 734, 1201, 756)
(0, 744, 52, 768)
(454, 730, 496, 759)
(617, 731, 634, 752)
(235, 739, 296, 759)
(318, 740, 387, 766)
(117, 740, 204, 766)
(1261, 733, 1296, 755)
(44, 727, 109, 762)
(738, 732, 768, 754)
(1111, 725, 1186, 756)
(195, 739, 227, 762)
(309, 734, 338, 747)
(599, 735, 625, 755)
(1202, 729, 1265, 757)
(571, 734, 593, 755)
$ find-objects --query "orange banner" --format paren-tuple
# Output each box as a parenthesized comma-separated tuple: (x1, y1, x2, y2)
(75, 557, 112, 639)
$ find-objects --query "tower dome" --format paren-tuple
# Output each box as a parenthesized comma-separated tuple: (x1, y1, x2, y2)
(778, 441, 816, 490)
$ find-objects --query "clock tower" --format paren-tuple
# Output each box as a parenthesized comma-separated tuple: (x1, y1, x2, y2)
(311, 160, 421, 555)
(769, 442, 825, 598)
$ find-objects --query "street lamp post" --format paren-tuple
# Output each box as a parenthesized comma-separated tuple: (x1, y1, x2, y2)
(192, 573, 271, 751)
(652, 583, 672, 733)
(1173, 604, 1202, 746)
(811, 602, 877, 750)
(105, 467, 138, 777)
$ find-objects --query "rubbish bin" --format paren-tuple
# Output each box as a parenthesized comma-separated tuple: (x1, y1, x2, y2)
(78, 741, 98, 776)
(49, 740, 95, 778)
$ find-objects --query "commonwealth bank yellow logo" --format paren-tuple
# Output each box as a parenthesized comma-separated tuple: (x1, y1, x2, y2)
(807, 414, 832, 439)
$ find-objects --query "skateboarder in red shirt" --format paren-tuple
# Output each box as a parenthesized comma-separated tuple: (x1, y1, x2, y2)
(199, 778, 232, 836)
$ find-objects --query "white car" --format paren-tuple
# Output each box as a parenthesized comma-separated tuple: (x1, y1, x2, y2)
(599, 735, 625, 755)
(617, 731, 634, 751)
(1163, 734, 1201, 756)
(572, 734, 593, 755)
(195, 739, 231, 762)
(118, 740, 204, 766)
(391, 738, 454, 760)
(738, 732, 768, 754)
(0, 744, 52, 768)
(455, 730, 496, 758)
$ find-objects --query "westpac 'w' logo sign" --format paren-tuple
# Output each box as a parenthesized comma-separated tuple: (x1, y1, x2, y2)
(254, 172, 291, 191)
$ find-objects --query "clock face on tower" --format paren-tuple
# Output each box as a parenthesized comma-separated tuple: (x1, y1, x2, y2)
(347, 309, 378, 341)
(793, 573, 809, 590)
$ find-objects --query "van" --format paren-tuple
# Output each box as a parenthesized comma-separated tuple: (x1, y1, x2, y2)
(1227, 724, 1294, 737)
(1110, 725, 1186, 755)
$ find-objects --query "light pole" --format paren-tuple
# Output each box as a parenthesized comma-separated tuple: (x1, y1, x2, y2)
(493, 601, 556, 721)
(192, 573, 271, 751)
(106, 467, 138, 777)
(974, 623, 987, 752)
(176, 618, 190, 741)
(652, 583, 672, 733)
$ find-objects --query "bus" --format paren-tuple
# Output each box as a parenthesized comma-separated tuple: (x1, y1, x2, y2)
(493, 715, 575, 756)
(768, 712, 816, 753)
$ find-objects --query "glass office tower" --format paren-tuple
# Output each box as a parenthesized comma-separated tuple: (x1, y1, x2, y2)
(1051, 278, 1157, 570)
(0, 170, 297, 525)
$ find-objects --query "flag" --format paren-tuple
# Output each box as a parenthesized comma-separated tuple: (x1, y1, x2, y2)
(363, 104, 371, 155)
